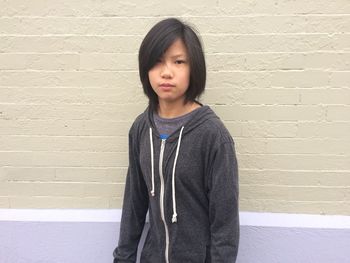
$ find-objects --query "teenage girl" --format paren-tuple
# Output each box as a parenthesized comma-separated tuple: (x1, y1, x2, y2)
(113, 17, 239, 263)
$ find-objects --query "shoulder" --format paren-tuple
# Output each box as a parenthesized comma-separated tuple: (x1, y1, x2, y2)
(128, 108, 149, 140)
(201, 106, 234, 145)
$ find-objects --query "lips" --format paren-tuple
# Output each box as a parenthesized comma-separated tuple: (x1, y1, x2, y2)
(159, 83, 175, 91)
(160, 83, 175, 87)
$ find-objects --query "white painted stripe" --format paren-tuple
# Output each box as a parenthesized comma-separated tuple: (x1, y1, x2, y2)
(0, 209, 121, 223)
(240, 211, 350, 229)
(0, 209, 350, 229)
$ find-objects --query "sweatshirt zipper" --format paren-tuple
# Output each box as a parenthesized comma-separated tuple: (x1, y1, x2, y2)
(159, 139, 170, 263)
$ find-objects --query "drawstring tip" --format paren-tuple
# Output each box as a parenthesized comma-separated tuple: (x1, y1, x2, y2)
(172, 214, 177, 223)
(150, 190, 155, 197)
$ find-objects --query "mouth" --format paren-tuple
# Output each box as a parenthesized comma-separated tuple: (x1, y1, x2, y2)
(159, 83, 175, 91)
(159, 83, 175, 88)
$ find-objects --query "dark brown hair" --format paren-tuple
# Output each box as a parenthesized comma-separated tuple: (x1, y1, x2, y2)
(138, 18, 206, 111)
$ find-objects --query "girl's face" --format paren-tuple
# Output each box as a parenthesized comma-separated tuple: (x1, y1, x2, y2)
(148, 38, 190, 106)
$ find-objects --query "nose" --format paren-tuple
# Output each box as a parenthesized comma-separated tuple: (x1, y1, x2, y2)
(160, 62, 173, 79)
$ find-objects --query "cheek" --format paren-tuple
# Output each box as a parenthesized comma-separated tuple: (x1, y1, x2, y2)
(148, 70, 157, 87)
(181, 69, 191, 86)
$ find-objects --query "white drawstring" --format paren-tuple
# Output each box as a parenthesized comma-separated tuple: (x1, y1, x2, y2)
(149, 126, 184, 223)
(171, 126, 184, 223)
(149, 128, 155, 197)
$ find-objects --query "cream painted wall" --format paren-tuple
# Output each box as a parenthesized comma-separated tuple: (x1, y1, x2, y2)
(0, 0, 349, 215)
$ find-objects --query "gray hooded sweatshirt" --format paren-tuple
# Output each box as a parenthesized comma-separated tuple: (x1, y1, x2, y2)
(113, 105, 239, 263)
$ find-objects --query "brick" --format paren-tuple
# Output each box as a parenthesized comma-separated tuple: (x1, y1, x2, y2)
(83, 183, 124, 198)
(2, 167, 55, 182)
(194, 52, 350, 72)
(105, 168, 127, 183)
(0, 87, 145, 105)
(109, 197, 124, 208)
(216, 0, 279, 15)
(0, 70, 140, 88)
(0, 197, 9, 208)
(8, 196, 110, 208)
(0, 135, 127, 152)
(0, 103, 145, 121)
(0, 119, 132, 136)
(55, 167, 127, 183)
(203, 34, 334, 53)
(0, 196, 10, 208)
(237, 137, 350, 155)
(79, 53, 137, 71)
(0, 53, 79, 70)
(0, 17, 157, 35)
(192, 16, 350, 34)
(0, 167, 128, 189)
(330, 71, 350, 87)
(0, 0, 102, 16)
(0, 14, 344, 35)
(265, 138, 350, 154)
(201, 87, 243, 105)
(217, 0, 350, 15)
(240, 169, 350, 186)
(235, 138, 267, 154)
(0, 36, 142, 53)
(270, 70, 329, 87)
(297, 121, 350, 138)
(241, 88, 299, 105)
(5, 182, 85, 196)
(213, 105, 325, 121)
(244, 53, 305, 71)
(240, 184, 347, 202)
(272, 0, 350, 15)
(99, 0, 219, 17)
(326, 106, 350, 121)
(207, 71, 272, 88)
(0, 87, 145, 107)
(332, 33, 350, 51)
(206, 54, 247, 71)
(0, 54, 27, 70)
(225, 121, 298, 138)
(239, 153, 350, 170)
(2, 0, 220, 17)
(223, 121, 244, 138)
(0, 152, 128, 167)
(304, 52, 350, 71)
(300, 88, 350, 105)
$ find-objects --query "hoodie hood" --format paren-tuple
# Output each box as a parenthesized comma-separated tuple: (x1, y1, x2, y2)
(146, 105, 218, 142)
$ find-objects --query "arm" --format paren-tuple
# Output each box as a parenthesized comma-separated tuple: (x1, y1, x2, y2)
(113, 125, 149, 263)
(207, 141, 240, 262)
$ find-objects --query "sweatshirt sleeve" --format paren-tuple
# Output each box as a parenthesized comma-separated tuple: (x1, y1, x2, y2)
(207, 140, 240, 262)
(113, 124, 149, 263)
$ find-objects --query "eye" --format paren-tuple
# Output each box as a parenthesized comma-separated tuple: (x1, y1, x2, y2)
(175, 60, 186, 64)
(156, 58, 163, 63)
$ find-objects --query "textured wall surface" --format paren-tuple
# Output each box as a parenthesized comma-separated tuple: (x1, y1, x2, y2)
(0, 0, 349, 215)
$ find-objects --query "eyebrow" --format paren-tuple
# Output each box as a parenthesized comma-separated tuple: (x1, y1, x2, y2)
(170, 54, 187, 58)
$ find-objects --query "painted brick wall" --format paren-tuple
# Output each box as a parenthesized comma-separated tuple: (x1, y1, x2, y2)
(0, 0, 349, 215)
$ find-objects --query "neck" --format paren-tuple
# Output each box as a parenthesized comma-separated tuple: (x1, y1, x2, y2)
(157, 100, 199, 118)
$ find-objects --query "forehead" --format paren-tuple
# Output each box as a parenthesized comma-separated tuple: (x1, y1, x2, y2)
(163, 38, 188, 57)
